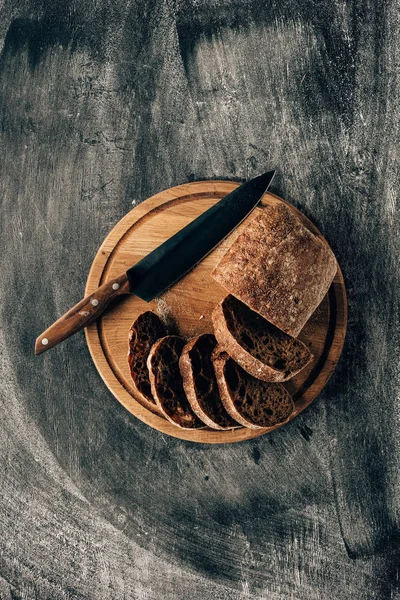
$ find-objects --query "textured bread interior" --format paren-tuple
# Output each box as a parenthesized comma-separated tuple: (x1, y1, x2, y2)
(128, 311, 167, 402)
(149, 336, 203, 428)
(223, 357, 294, 427)
(222, 295, 311, 376)
(188, 335, 237, 428)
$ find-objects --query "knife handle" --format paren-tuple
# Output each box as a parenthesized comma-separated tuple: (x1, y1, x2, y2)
(35, 272, 130, 355)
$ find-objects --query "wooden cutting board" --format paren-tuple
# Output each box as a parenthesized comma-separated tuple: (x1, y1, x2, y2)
(84, 181, 347, 443)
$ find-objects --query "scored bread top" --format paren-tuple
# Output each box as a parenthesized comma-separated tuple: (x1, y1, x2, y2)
(128, 311, 168, 413)
(147, 335, 205, 429)
(212, 295, 314, 382)
(211, 203, 337, 337)
(179, 334, 240, 430)
(212, 347, 294, 429)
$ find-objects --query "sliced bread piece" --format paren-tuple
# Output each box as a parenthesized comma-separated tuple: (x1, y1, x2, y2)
(128, 311, 168, 411)
(179, 334, 240, 430)
(147, 335, 205, 429)
(212, 295, 313, 382)
(211, 204, 337, 337)
(212, 347, 294, 429)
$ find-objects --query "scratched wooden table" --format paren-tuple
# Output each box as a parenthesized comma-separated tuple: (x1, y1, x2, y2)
(0, 2, 398, 599)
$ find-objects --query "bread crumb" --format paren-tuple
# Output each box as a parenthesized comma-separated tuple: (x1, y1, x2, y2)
(155, 297, 172, 321)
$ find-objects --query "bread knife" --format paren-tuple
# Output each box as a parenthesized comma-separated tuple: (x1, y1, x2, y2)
(35, 170, 276, 355)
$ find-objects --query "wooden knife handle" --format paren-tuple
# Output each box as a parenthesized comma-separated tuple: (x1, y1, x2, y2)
(35, 272, 130, 355)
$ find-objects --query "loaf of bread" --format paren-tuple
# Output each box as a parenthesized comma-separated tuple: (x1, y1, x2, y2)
(179, 334, 240, 430)
(211, 204, 337, 337)
(128, 311, 168, 412)
(147, 335, 205, 429)
(212, 347, 294, 429)
(212, 295, 313, 381)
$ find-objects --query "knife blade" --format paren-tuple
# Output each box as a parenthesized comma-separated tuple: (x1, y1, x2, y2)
(35, 170, 276, 355)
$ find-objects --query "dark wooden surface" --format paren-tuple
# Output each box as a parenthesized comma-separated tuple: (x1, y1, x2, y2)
(0, 1, 398, 598)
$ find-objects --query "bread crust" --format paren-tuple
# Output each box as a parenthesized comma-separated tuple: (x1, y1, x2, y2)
(147, 335, 205, 429)
(211, 204, 337, 337)
(212, 347, 294, 429)
(179, 334, 240, 430)
(212, 295, 314, 382)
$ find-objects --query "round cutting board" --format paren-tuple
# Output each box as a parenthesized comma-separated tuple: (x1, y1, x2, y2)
(85, 181, 347, 443)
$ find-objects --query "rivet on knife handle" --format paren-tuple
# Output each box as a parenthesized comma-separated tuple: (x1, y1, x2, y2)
(35, 272, 130, 355)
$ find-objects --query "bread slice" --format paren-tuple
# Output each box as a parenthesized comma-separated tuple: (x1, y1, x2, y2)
(212, 347, 294, 429)
(212, 295, 313, 382)
(147, 335, 205, 429)
(212, 204, 337, 337)
(128, 311, 168, 412)
(179, 334, 240, 430)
